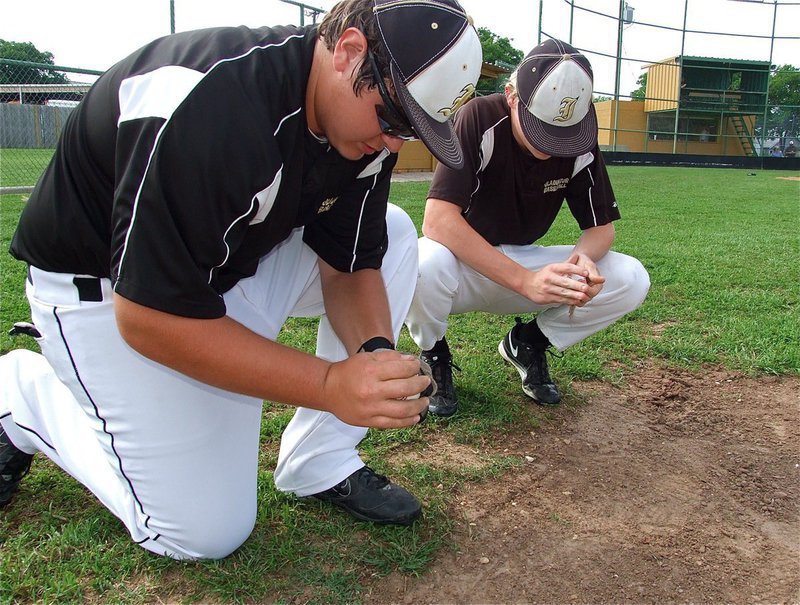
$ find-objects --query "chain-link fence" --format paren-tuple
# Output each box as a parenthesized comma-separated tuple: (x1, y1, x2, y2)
(0, 59, 101, 193)
(538, 0, 800, 165)
(2, 5, 799, 192)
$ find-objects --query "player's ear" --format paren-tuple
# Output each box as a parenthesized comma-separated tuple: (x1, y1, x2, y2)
(504, 84, 518, 108)
(332, 27, 368, 80)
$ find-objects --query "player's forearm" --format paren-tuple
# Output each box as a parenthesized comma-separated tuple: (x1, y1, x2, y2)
(572, 223, 615, 261)
(423, 199, 531, 296)
(113, 293, 332, 407)
(319, 263, 394, 353)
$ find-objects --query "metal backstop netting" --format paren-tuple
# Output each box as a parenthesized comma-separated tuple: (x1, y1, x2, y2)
(0, 59, 101, 193)
(537, 0, 800, 169)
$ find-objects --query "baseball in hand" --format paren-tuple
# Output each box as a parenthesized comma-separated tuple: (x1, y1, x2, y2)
(402, 357, 437, 399)
(372, 349, 436, 401)
(404, 356, 436, 423)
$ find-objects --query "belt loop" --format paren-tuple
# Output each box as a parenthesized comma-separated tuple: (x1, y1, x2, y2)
(73, 277, 104, 302)
(27, 265, 34, 285)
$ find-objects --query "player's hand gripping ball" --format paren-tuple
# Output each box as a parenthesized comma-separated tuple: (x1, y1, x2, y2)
(407, 355, 437, 423)
(372, 349, 436, 423)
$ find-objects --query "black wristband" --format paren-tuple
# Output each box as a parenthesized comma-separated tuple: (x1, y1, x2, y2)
(358, 336, 394, 353)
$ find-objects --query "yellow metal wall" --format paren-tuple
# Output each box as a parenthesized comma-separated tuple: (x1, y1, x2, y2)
(395, 140, 437, 172)
(594, 99, 751, 156)
(644, 60, 680, 113)
(595, 100, 648, 151)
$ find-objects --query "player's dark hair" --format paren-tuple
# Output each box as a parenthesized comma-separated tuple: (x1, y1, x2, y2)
(318, 0, 392, 98)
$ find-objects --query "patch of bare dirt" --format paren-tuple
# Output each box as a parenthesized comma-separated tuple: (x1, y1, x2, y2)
(365, 364, 800, 605)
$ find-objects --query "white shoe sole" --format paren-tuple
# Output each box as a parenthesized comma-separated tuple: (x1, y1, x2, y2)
(498, 339, 557, 403)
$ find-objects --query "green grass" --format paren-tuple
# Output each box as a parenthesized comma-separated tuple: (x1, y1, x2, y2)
(1, 166, 798, 603)
(0, 148, 55, 188)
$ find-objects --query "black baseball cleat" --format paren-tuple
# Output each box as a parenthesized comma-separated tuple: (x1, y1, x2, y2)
(498, 319, 561, 405)
(0, 422, 34, 508)
(311, 466, 421, 526)
(420, 347, 461, 417)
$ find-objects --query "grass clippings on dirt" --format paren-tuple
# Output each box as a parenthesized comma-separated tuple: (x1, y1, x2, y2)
(365, 362, 800, 605)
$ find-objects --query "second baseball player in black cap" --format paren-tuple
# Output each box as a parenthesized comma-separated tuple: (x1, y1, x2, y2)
(405, 38, 651, 417)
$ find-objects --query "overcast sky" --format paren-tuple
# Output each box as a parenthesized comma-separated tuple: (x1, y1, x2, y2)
(2, 0, 798, 97)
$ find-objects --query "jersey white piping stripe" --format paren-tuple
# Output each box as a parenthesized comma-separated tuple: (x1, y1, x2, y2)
(251, 105, 299, 225)
(465, 115, 506, 216)
(571, 152, 597, 225)
(587, 169, 597, 225)
(349, 173, 377, 272)
(115, 33, 305, 290)
(116, 122, 170, 287)
(211, 199, 259, 285)
(249, 168, 283, 226)
(479, 115, 506, 173)
(274, 107, 302, 137)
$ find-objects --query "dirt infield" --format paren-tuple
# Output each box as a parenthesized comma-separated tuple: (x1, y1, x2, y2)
(365, 363, 800, 604)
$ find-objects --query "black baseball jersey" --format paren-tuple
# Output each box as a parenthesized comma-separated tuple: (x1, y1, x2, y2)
(427, 94, 619, 246)
(11, 25, 396, 319)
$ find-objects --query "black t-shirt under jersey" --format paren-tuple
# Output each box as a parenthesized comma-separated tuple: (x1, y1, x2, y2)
(428, 94, 620, 246)
(11, 25, 396, 319)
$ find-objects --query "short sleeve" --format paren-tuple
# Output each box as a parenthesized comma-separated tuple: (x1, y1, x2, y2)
(564, 147, 620, 230)
(111, 69, 284, 318)
(426, 99, 485, 210)
(302, 152, 397, 272)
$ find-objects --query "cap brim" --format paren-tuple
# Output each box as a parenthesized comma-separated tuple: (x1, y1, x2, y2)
(518, 102, 598, 158)
(390, 63, 464, 170)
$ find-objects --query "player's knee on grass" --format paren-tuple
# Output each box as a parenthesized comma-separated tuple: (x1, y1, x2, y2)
(150, 501, 258, 560)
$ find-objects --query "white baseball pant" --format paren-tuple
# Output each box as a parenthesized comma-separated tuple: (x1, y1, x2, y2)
(406, 237, 650, 351)
(0, 204, 418, 560)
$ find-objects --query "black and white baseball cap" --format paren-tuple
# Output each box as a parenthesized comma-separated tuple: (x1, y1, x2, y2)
(373, 0, 482, 169)
(514, 38, 598, 158)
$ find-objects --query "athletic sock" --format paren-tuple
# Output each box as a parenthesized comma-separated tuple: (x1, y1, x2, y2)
(425, 336, 451, 356)
(517, 317, 551, 349)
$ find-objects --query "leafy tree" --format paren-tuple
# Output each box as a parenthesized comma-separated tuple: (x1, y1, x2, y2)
(767, 64, 799, 139)
(478, 27, 524, 68)
(0, 40, 68, 84)
(476, 27, 523, 95)
(630, 73, 647, 100)
(769, 64, 800, 107)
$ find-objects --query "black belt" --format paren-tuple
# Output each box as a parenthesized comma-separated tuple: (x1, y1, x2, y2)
(27, 266, 104, 302)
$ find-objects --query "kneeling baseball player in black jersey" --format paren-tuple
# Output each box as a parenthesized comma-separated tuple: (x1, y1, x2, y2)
(405, 39, 651, 417)
(0, 0, 481, 559)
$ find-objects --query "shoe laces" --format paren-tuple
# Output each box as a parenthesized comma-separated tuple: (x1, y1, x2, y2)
(423, 352, 461, 396)
(355, 466, 389, 490)
(526, 348, 556, 384)
(511, 319, 560, 384)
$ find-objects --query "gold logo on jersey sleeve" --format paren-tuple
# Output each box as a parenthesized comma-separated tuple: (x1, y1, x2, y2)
(438, 84, 476, 118)
(554, 97, 578, 122)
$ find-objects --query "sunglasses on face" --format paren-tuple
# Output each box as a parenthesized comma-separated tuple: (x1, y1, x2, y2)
(366, 50, 417, 141)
